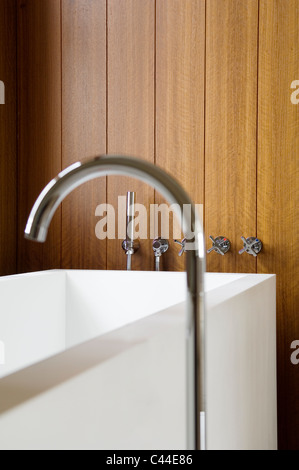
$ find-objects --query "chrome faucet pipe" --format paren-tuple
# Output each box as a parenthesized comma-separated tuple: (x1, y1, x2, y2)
(24, 155, 206, 450)
(126, 191, 135, 245)
(122, 191, 138, 271)
(152, 238, 169, 272)
(126, 252, 132, 272)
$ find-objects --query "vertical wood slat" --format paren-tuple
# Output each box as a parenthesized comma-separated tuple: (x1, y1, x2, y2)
(205, 0, 259, 273)
(107, 0, 155, 271)
(156, 0, 205, 271)
(61, 0, 107, 270)
(258, 0, 299, 450)
(0, 0, 17, 276)
(17, 0, 62, 273)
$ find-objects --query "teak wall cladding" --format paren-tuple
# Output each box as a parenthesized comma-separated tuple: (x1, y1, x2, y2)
(17, 0, 62, 273)
(0, 0, 298, 450)
(107, 0, 155, 271)
(0, 0, 17, 276)
(16, 0, 205, 274)
(205, 0, 259, 274)
(258, 0, 299, 450)
(156, 0, 205, 271)
(61, 0, 106, 270)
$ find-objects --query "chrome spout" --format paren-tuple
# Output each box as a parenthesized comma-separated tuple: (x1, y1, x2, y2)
(126, 191, 135, 244)
(122, 192, 140, 270)
(152, 238, 169, 272)
(127, 251, 132, 271)
(24, 155, 206, 450)
(155, 256, 160, 272)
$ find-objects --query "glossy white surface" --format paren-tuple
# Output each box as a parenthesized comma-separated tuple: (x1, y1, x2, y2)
(0, 270, 276, 450)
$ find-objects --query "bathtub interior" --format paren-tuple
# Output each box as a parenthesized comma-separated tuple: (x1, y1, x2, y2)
(65, 270, 245, 347)
(0, 270, 246, 379)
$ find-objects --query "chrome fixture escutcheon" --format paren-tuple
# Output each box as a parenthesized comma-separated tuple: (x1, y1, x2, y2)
(207, 236, 231, 256)
(239, 237, 263, 257)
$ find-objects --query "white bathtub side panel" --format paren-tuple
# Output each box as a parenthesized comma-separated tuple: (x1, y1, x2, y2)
(0, 271, 277, 450)
(206, 275, 277, 450)
(0, 272, 66, 378)
(0, 321, 186, 450)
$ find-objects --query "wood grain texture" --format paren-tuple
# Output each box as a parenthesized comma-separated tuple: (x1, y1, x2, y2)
(17, 0, 62, 273)
(0, 0, 17, 276)
(61, 0, 106, 270)
(156, 0, 205, 271)
(205, 0, 259, 273)
(258, 0, 299, 450)
(107, 0, 155, 271)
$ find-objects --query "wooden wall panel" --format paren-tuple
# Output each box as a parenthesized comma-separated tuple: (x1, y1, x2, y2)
(17, 0, 62, 273)
(205, 0, 259, 273)
(156, 0, 205, 271)
(0, 0, 17, 276)
(61, 0, 106, 270)
(107, 0, 155, 271)
(258, 0, 299, 450)
(10, 0, 299, 449)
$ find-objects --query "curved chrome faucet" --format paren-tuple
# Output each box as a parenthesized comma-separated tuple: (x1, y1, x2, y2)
(24, 155, 206, 450)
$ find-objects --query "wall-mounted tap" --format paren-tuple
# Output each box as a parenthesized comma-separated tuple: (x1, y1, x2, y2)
(152, 238, 169, 271)
(207, 236, 231, 256)
(239, 236, 263, 257)
(174, 238, 187, 256)
(122, 192, 140, 270)
(24, 155, 205, 450)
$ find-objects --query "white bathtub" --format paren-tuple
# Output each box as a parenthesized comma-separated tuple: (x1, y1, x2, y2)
(0, 270, 276, 450)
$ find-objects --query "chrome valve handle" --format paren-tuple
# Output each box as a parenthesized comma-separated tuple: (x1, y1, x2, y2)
(207, 236, 231, 256)
(239, 237, 263, 257)
(174, 238, 187, 256)
(121, 239, 140, 256)
(153, 238, 169, 258)
(153, 238, 169, 272)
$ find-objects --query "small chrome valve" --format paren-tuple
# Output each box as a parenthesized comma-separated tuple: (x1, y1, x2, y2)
(174, 238, 187, 256)
(207, 236, 231, 256)
(239, 237, 263, 257)
(122, 239, 140, 255)
(152, 238, 169, 271)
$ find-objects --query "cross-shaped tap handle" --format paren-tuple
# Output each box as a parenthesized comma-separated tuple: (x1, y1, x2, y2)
(207, 236, 231, 256)
(239, 237, 263, 257)
(174, 238, 187, 256)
